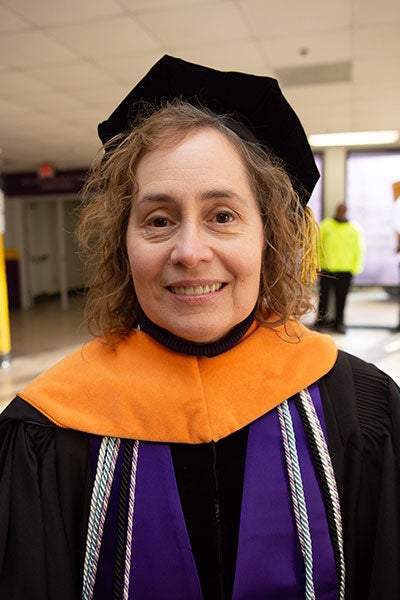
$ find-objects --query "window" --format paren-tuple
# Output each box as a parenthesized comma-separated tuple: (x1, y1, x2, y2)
(346, 151, 400, 287)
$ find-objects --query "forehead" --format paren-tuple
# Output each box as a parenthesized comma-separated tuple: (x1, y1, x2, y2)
(136, 126, 247, 179)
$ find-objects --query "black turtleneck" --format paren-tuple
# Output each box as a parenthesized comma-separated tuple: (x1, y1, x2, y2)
(136, 305, 256, 357)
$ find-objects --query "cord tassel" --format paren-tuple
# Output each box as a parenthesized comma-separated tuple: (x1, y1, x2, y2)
(300, 206, 321, 285)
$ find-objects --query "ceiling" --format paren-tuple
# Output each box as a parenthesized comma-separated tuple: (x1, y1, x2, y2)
(0, 0, 399, 174)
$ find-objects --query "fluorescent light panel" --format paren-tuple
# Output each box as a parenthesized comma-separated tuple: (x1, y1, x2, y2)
(309, 130, 399, 147)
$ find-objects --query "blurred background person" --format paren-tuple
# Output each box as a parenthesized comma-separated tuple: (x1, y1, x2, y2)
(316, 203, 364, 333)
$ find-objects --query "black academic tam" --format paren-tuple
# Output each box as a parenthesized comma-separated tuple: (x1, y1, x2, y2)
(98, 54, 320, 206)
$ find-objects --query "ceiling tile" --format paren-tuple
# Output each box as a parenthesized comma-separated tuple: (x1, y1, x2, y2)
(283, 82, 352, 107)
(13, 90, 85, 114)
(67, 107, 108, 129)
(0, 97, 34, 117)
(0, 30, 78, 67)
(67, 82, 129, 110)
(283, 82, 353, 132)
(119, 0, 215, 9)
(0, 0, 123, 26)
(353, 81, 400, 102)
(96, 52, 163, 84)
(46, 16, 160, 59)
(258, 30, 352, 68)
(352, 97, 399, 113)
(302, 113, 352, 136)
(355, 25, 400, 58)
(169, 42, 268, 74)
(28, 62, 116, 89)
(352, 111, 400, 131)
(353, 58, 400, 83)
(356, 0, 400, 26)
(237, 0, 352, 36)
(0, 71, 51, 96)
(7, 112, 73, 136)
(0, 4, 31, 32)
(135, 2, 249, 47)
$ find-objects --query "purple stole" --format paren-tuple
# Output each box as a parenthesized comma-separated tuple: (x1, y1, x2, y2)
(90, 383, 338, 599)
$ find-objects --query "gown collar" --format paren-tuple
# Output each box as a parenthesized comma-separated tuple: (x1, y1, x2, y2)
(136, 305, 256, 357)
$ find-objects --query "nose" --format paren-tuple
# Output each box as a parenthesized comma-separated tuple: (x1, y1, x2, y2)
(170, 224, 213, 268)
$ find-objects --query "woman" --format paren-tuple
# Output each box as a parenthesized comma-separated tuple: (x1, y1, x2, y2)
(0, 56, 399, 600)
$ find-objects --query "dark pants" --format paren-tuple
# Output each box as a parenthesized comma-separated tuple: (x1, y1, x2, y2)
(318, 271, 352, 326)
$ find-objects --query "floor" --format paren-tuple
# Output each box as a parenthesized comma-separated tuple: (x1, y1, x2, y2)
(1, 288, 399, 412)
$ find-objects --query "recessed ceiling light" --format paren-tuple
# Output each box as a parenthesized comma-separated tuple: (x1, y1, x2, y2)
(308, 130, 399, 147)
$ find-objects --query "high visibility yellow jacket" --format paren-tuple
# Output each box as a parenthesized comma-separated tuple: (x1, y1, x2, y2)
(318, 218, 364, 274)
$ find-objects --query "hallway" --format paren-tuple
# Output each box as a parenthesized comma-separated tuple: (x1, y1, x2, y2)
(1, 287, 399, 412)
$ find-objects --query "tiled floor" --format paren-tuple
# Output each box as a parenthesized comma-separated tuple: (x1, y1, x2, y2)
(1, 288, 399, 412)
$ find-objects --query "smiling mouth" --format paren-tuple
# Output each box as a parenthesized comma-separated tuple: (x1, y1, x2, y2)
(168, 283, 225, 296)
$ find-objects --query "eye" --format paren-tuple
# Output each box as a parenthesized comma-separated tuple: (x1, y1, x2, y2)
(214, 212, 234, 224)
(150, 216, 169, 227)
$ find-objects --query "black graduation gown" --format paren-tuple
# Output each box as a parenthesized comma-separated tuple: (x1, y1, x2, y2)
(0, 350, 399, 599)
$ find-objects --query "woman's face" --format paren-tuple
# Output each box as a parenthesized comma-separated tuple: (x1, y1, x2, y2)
(126, 127, 264, 343)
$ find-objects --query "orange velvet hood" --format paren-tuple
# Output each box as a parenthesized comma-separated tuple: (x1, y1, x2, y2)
(19, 320, 337, 443)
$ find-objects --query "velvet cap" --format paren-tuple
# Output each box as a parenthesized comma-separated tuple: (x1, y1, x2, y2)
(98, 54, 319, 205)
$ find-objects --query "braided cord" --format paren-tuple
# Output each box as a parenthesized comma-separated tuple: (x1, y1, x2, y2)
(297, 389, 346, 600)
(277, 401, 316, 600)
(123, 439, 139, 600)
(83, 437, 121, 600)
(113, 440, 134, 600)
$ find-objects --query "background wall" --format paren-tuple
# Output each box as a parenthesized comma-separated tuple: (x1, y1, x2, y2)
(4, 195, 83, 308)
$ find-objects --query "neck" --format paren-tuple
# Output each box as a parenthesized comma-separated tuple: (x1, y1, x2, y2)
(136, 306, 256, 357)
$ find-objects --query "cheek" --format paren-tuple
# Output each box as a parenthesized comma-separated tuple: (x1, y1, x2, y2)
(127, 239, 147, 281)
(247, 257, 263, 292)
(241, 229, 264, 270)
(230, 247, 262, 287)
(129, 259, 143, 286)
(127, 240, 164, 287)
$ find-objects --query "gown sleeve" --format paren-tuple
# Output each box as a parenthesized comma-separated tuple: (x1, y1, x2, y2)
(0, 397, 93, 600)
(320, 351, 400, 600)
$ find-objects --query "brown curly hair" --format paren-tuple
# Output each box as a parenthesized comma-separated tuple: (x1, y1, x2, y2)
(77, 100, 317, 343)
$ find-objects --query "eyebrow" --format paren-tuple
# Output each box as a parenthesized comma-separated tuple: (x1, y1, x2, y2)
(136, 189, 244, 207)
(204, 189, 243, 201)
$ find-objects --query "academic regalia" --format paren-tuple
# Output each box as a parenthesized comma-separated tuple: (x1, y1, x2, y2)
(1, 320, 399, 599)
